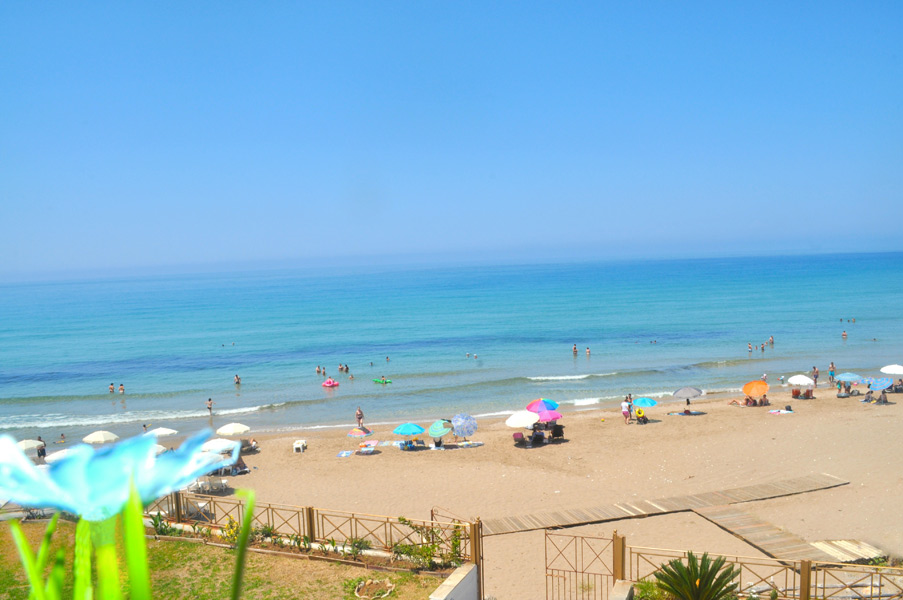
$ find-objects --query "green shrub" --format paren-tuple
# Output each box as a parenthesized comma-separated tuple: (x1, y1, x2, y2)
(654, 552, 740, 600)
(151, 512, 178, 536)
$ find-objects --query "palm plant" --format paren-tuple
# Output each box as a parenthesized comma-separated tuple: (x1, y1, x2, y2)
(654, 551, 740, 600)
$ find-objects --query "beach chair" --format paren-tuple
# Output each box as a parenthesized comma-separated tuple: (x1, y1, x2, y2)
(240, 439, 259, 454)
(551, 424, 565, 442)
(791, 389, 801, 398)
(512, 432, 525, 446)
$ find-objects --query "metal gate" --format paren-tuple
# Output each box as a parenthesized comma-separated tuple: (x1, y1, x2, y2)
(546, 532, 615, 600)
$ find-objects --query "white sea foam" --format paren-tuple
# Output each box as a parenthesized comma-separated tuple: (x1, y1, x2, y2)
(571, 398, 603, 406)
(527, 372, 617, 382)
(472, 410, 515, 418)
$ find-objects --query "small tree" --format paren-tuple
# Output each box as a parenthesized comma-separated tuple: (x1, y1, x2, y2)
(654, 552, 740, 600)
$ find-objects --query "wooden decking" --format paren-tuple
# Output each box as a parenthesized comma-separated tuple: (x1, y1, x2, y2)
(693, 505, 836, 561)
(481, 473, 847, 536)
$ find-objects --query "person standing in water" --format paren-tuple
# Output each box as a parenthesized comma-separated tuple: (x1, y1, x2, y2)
(355, 407, 364, 428)
(206, 398, 214, 414)
(118, 384, 125, 394)
(109, 383, 114, 393)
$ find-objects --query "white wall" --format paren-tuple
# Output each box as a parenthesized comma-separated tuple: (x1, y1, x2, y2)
(430, 564, 480, 600)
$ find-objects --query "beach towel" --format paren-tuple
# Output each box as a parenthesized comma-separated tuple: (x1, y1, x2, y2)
(378, 441, 395, 447)
(667, 411, 704, 416)
(337, 450, 353, 457)
(458, 441, 484, 448)
(768, 410, 793, 415)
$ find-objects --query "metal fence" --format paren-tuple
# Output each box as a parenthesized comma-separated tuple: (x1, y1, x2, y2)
(546, 532, 903, 600)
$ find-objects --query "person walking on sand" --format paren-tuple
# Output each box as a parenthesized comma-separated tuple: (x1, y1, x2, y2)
(828, 362, 836, 384)
(621, 397, 631, 424)
(206, 398, 213, 415)
(355, 407, 364, 428)
(811, 366, 819, 387)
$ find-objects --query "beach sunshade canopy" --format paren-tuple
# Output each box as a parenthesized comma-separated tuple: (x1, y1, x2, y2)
(146, 427, 178, 437)
(393, 423, 425, 436)
(536, 409, 563, 423)
(836, 372, 862, 382)
(506, 410, 539, 428)
(787, 375, 815, 386)
(451, 414, 478, 437)
(632, 397, 657, 408)
(83, 431, 120, 445)
(869, 377, 892, 391)
(526, 399, 559, 412)
(16, 439, 43, 452)
(45, 449, 74, 464)
(201, 438, 240, 454)
(673, 387, 703, 400)
(879, 364, 903, 375)
(427, 420, 452, 438)
(347, 427, 373, 438)
(742, 381, 769, 397)
(216, 423, 250, 436)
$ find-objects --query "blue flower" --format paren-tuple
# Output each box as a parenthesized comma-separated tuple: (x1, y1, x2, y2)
(0, 430, 237, 521)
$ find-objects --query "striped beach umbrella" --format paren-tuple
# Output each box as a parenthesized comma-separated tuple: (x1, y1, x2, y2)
(427, 420, 452, 438)
(836, 372, 862, 382)
(347, 427, 372, 438)
(526, 399, 559, 412)
(869, 378, 892, 391)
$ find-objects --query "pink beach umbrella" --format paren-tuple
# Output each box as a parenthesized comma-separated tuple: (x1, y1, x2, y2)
(536, 409, 562, 423)
(347, 427, 372, 438)
(526, 399, 559, 413)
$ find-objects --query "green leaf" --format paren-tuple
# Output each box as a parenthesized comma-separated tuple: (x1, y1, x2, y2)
(122, 485, 151, 600)
(9, 520, 47, 600)
(43, 549, 66, 600)
(34, 514, 60, 576)
(91, 518, 123, 600)
(72, 519, 93, 600)
(231, 489, 256, 600)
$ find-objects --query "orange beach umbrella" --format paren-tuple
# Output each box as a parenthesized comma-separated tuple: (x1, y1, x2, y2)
(742, 380, 769, 397)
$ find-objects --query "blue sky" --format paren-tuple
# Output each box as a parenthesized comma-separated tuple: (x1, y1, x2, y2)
(1, 2, 901, 277)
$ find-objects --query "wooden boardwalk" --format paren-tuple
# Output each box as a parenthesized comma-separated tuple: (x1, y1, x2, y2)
(481, 473, 847, 536)
(693, 505, 836, 561)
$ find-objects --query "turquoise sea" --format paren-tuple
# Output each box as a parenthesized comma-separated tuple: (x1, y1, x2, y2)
(1, 252, 901, 442)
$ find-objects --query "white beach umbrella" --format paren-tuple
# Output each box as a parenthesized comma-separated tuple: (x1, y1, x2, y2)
(146, 427, 178, 437)
(787, 375, 815, 386)
(505, 410, 540, 429)
(45, 449, 74, 464)
(17, 439, 43, 452)
(201, 438, 239, 454)
(880, 364, 903, 375)
(216, 423, 250, 436)
(83, 431, 120, 445)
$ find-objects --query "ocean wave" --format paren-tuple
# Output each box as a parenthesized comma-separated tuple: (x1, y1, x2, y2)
(0, 402, 285, 431)
(527, 372, 617, 382)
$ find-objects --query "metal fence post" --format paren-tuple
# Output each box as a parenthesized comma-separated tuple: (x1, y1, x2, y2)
(800, 560, 812, 600)
(470, 519, 483, 600)
(613, 530, 626, 581)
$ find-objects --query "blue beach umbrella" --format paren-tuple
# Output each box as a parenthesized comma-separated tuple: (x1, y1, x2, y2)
(632, 397, 657, 408)
(393, 423, 425, 437)
(526, 399, 559, 413)
(835, 373, 862, 382)
(451, 414, 478, 438)
(869, 378, 892, 391)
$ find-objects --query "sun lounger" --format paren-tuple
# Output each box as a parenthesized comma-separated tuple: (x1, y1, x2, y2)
(357, 446, 375, 455)
(512, 432, 526, 446)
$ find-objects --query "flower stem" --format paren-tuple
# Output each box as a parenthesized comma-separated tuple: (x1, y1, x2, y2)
(91, 518, 123, 600)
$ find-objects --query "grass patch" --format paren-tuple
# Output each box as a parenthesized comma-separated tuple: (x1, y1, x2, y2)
(1, 520, 438, 600)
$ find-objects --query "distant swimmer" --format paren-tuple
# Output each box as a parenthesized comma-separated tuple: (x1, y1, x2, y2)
(474, 354, 477, 359)
(842, 330, 847, 338)
(748, 343, 752, 352)
(769, 336, 774, 345)
(143, 424, 148, 433)
(386, 356, 390, 362)
(586, 347, 590, 356)
(466, 353, 470, 357)
(234, 374, 241, 385)
(316, 366, 321, 374)
(380, 376, 387, 383)
(573, 344, 578, 354)
(109, 383, 114, 393)
(206, 398, 214, 414)
(119, 384, 125, 394)
(57, 434, 66, 444)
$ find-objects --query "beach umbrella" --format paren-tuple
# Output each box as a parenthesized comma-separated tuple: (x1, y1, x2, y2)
(505, 410, 539, 428)
(44, 449, 74, 464)
(836, 372, 862, 382)
(16, 439, 43, 452)
(451, 414, 478, 438)
(880, 364, 903, 375)
(787, 375, 815, 386)
(201, 438, 239, 454)
(216, 423, 250, 436)
(741, 381, 769, 397)
(393, 423, 425, 436)
(83, 431, 119, 445)
(347, 427, 373, 438)
(869, 378, 892, 391)
(427, 420, 452, 438)
(526, 399, 559, 412)
(673, 387, 703, 400)
(536, 409, 563, 423)
(146, 427, 178, 437)
(632, 397, 657, 408)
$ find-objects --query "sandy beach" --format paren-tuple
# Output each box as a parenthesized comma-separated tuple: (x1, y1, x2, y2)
(200, 387, 903, 599)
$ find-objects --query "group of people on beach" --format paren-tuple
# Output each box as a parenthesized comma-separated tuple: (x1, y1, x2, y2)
(748, 336, 775, 353)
